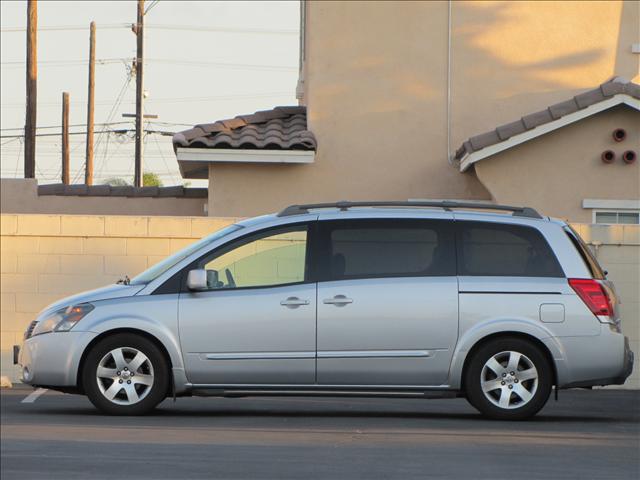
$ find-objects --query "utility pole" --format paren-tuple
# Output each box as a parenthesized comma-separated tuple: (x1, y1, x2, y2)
(85, 21, 96, 185)
(24, 0, 37, 178)
(62, 92, 70, 185)
(134, 0, 145, 187)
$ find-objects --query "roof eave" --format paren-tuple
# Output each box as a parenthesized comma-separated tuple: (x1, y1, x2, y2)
(177, 147, 316, 179)
(459, 94, 640, 172)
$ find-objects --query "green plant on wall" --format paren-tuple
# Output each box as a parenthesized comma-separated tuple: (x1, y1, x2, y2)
(142, 172, 163, 187)
(102, 177, 130, 186)
(102, 173, 164, 187)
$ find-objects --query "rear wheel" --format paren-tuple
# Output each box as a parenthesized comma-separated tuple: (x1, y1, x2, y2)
(82, 333, 169, 415)
(464, 337, 552, 420)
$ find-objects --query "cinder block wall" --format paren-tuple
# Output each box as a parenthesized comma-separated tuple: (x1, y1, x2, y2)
(1, 215, 638, 388)
(0, 214, 239, 381)
(571, 224, 639, 389)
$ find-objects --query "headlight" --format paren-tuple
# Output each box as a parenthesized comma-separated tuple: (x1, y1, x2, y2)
(31, 304, 94, 336)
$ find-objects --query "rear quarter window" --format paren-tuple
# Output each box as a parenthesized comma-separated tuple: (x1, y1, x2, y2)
(457, 221, 564, 277)
(563, 226, 605, 279)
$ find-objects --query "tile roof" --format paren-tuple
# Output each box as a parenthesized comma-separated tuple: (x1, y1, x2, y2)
(173, 106, 316, 151)
(454, 77, 640, 163)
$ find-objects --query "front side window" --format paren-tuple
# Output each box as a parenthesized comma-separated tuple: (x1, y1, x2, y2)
(317, 219, 455, 281)
(199, 225, 308, 290)
(457, 221, 563, 277)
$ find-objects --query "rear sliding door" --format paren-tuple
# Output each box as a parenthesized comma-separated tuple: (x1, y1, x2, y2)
(315, 218, 459, 386)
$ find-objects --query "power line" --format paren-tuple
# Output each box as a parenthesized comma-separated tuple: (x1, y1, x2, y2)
(146, 24, 297, 35)
(2, 91, 291, 106)
(0, 23, 129, 32)
(145, 58, 296, 71)
(93, 73, 134, 179)
(1, 137, 22, 146)
(0, 120, 228, 130)
(1, 23, 297, 35)
(0, 128, 173, 139)
(144, 0, 160, 15)
(145, 102, 177, 184)
(1, 58, 295, 72)
(0, 130, 132, 139)
(0, 57, 133, 68)
(0, 122, 130, 131)
(1, 92, 293, 109)
(0, 168, 181, 178)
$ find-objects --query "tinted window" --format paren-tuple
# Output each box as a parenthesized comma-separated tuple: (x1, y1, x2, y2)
(457, 222, 563, 277)
(564, 226, 605, 279)
(317, 219, 455, 280)
(197, 225, 308, 290)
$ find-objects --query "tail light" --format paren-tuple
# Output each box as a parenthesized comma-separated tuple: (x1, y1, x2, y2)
(569, 278, 613, 317)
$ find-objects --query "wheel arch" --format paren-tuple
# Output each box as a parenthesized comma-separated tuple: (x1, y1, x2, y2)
(448, 318, 571, 390)
(76, 328, 173, 393)
(451, 331, 560, 391)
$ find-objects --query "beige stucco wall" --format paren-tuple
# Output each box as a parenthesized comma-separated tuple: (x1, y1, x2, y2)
(1, 179, 207, 217)
(474, 106, 640, 222)
(448, 0, 639, 147)
(1, 213, 638, 388)
(205, 0, 639, 218)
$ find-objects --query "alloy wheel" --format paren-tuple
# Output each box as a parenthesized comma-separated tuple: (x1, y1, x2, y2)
(96, 347, 155, 405)
(480, 350, 538, 410)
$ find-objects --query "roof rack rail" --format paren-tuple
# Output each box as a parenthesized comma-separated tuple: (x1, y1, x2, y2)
(277, 200, 543, 219)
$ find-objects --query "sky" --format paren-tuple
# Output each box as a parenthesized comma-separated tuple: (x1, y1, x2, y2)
(0, 0, 300, 186)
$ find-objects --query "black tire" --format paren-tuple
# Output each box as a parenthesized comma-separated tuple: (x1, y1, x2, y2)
(464, 337, 553, 420)
(82, 333, 169, 415)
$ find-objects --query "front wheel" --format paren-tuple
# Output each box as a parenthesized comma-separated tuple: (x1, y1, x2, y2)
(464, 337, 553, 420)
(82, 333, 169, 415)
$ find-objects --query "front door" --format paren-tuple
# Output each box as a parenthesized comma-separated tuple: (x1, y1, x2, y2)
(315, 218, 459, 386)
(178, 223, 316, 385)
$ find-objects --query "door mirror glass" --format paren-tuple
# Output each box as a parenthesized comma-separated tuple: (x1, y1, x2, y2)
(186, 269, 208, 291)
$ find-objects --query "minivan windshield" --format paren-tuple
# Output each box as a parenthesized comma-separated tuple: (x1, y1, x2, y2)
(129, 224, 243, 285)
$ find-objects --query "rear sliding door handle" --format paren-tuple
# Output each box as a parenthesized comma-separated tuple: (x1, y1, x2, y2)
(323, 295, 353, 306)
(280, 297, 310, 308)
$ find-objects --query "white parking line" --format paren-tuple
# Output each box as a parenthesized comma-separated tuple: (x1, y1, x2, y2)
(21, 388, 48, 403)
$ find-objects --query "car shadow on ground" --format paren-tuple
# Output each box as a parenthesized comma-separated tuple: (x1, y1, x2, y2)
(17, 404, 634, 425)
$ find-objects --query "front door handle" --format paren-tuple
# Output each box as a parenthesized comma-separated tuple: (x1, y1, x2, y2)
(280, 297, 310, 308)
(323, 295, 353, 306)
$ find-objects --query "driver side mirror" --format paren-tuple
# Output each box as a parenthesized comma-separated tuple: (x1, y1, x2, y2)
(186, 269, 208, 291)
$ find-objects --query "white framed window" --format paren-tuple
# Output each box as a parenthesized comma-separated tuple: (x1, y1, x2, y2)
(593, 210, 640, 225)
(583, 199, 640, 225)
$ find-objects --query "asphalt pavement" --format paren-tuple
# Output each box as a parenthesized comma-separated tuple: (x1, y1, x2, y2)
(1, 387, 638, 480)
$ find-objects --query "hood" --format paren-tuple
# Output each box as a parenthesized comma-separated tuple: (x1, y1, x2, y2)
(37, 283, 146, 319)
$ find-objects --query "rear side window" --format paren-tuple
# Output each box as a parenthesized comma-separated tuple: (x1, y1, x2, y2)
(317, 219, 455, 281)
(563, 226, 605, 279)
(457, 221, 563, 277)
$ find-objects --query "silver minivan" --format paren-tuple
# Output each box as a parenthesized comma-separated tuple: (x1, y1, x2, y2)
(15, 201, 634, 419)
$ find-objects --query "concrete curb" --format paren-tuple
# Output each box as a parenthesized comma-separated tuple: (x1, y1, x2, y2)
(0, 376, 13, 388)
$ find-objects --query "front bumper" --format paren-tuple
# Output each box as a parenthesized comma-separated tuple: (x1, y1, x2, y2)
(16, 331, 96, 387)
